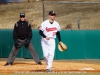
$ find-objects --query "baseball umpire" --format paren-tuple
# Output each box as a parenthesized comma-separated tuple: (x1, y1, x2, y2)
(4, 13, 42, 66)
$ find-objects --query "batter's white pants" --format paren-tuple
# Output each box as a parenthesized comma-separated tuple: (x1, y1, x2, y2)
(41, 38, 55, 70)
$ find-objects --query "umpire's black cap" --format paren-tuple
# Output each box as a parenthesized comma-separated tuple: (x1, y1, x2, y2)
(20, 13, 25, 17)
(49, 11, 56, 15)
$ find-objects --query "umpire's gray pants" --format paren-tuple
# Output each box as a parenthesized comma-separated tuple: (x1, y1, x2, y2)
(7, 39, 41, 64)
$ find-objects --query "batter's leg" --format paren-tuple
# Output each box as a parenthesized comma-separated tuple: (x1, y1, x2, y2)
(44, 57, 48, 65)
(47, 53, 54, 70)
(46, 39, 55, 70)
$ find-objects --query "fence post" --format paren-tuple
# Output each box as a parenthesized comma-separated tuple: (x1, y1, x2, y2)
(78, 18, 80, 29)
(28, 0, 30, 2)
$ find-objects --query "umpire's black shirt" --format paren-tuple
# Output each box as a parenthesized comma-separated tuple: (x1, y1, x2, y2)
(13, 20, 32, 41)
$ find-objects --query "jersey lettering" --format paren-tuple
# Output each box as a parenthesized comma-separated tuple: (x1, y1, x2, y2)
(46, 27, 57, 32)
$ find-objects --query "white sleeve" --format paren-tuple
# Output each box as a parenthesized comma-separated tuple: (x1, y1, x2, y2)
(57, 23, 61, 31)
(39, 22, 44, 31)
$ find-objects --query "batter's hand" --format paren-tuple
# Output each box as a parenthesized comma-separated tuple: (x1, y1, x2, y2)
(45, 37, 50, 40)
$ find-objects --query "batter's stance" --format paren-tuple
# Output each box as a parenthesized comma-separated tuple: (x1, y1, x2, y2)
(5, 13, 42, 66)
(39, 11, 62, 72)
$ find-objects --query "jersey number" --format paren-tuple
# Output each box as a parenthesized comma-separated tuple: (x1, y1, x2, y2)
(53, 32, 56, 36)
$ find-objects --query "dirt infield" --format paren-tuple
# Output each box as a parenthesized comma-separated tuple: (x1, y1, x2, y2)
(0, 59, 100, 74)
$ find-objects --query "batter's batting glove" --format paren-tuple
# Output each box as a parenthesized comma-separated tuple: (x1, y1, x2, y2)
(24, 39, 30, 48)
(14, 40, 19, 49)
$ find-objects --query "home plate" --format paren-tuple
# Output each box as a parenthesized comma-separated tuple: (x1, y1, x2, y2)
(79, 68, 94, 71)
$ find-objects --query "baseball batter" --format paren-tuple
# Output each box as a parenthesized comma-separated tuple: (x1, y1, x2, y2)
(39, 11, 62, 72)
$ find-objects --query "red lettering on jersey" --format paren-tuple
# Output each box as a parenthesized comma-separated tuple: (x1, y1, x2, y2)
(46, 27, 57, 32)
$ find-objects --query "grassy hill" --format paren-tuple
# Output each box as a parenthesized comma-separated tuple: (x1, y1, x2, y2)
(0, 2, 43, 29)
(0, 0, 100, 29)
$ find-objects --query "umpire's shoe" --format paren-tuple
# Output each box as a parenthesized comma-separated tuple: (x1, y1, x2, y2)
(4, 62, 12, 66)
(37, 62, 42, 65)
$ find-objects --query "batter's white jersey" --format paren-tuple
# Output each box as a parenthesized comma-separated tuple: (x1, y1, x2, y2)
(39, 20, 61, 38)
(39, 19, 61, 70)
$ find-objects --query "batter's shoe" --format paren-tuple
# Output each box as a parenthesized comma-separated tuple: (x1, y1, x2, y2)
(37, 62, 42, 65)
(4, 62, 12, 66)
(46, 69, 53, 72)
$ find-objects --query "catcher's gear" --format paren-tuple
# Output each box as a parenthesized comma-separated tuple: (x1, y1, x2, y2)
(58, 42, 67, 52)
